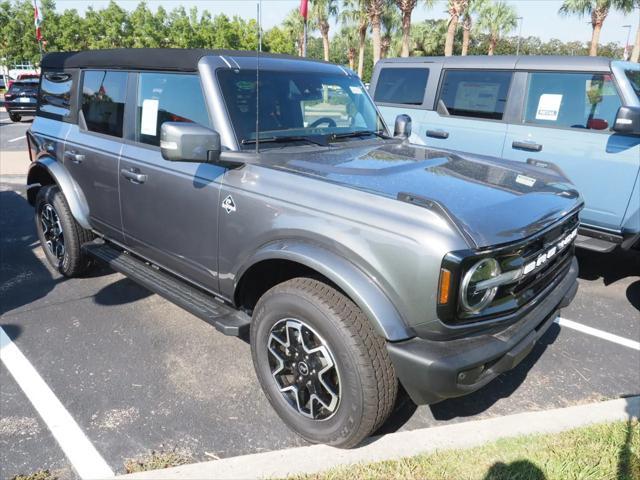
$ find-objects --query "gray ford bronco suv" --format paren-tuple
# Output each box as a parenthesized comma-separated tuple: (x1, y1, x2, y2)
(27, 49, 582, 448)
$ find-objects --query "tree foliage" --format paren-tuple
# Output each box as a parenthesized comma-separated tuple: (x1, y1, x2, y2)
(0, 0, 632, 82)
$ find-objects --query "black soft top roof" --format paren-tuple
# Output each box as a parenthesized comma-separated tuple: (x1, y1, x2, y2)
(42, 48, 324, 72)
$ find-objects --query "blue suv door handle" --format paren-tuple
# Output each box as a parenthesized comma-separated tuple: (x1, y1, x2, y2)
(512, 140, 542, 152)
(426, 129, 449, 139)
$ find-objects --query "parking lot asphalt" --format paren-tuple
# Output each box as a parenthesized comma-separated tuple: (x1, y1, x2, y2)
(1, 170, 639, 479)
(0, 110, 31, 152)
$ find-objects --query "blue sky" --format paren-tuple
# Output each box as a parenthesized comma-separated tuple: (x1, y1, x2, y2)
(54, 0, 639, 46)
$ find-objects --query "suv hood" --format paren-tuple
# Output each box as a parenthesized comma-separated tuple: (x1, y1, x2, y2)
(265, 142, 582, 248)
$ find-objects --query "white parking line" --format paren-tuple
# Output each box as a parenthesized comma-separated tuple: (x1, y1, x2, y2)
(0, 327, 115, 479)
(8, 136, 24, 143)
(556, 317, 640, 351)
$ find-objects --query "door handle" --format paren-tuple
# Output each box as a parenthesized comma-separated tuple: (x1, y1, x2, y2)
(426, 129, 449, 139)
(512, 141, 542, 152)
(64, 151, 85, 164)
(120, 168, 148, 184)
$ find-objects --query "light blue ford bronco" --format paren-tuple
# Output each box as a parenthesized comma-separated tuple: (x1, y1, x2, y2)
(372, 56, 640, 253)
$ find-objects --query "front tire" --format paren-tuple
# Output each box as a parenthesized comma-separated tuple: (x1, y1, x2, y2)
(35, 185, 93, 277)
(251, 277, 397, 448)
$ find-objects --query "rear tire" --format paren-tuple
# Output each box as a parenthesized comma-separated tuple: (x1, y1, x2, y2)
(250, 277, 397, 448)
(35, 185, 93, 277)
(8, 113, 20, 122)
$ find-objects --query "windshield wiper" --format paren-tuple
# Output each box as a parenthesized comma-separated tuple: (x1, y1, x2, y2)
(329, 130, 391, 141)
(241, 135, 327, 147)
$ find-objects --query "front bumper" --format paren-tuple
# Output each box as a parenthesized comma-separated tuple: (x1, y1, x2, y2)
(5, 101, 37, 114)
(387, 257, 578, 405)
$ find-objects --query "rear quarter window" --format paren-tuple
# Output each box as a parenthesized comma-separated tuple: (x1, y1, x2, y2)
(524, 72, 622, 131)
(81, 70, 128, 137)
(374, 68, 429, 105)
(38, 71, 73, 119)
(437, 70, 512, 120)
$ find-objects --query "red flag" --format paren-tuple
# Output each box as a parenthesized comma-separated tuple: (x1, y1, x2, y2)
(299, 0, 308, 20)
(33, 0, 43, 41)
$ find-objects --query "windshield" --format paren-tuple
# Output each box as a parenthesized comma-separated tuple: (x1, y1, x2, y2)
(625, 69, 640, 100)
(9, 81, 38, 94)
(217, 69, 386, 147)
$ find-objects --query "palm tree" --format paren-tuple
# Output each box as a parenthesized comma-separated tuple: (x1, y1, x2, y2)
(342, 0, 368, 77)
(367, 0, 386, 65)
(461, 0, 487, 56)
(283, 9, 306, 56)
(476, 1, 518, 55)
(412, 19, 448, 55)
(340, 26, 359, 69)
(394, 0, 434, 57)
(311, 0, 338, 61)
(444, 0, 468, 56)
(381, 3, 401, 58)
(559, 0, 633, 56)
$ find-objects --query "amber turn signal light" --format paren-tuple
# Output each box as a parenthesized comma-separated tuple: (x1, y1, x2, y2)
(438, 268, 451, 305)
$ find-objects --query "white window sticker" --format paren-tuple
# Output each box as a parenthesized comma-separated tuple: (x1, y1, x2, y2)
(516, 174, 536, 187)
(140, 98, 159, 136)
(349, 86, 363, 95)
(536, 94, 562, 121)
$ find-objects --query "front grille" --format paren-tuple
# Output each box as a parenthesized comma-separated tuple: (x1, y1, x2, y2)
(453, 212, 579, 324)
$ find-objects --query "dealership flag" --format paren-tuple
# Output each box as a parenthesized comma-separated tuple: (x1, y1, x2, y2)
(34, 0, 43, 41)
(299, 0, 308, 20)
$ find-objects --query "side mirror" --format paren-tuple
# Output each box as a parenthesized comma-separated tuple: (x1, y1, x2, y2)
(160, 122, 221, 163)
(613, 106, 640, 136)
(394, 114, 412, 139)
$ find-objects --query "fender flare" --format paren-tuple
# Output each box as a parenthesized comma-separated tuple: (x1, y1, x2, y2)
(27, 157, 91, 230)
(235, 240, 413, 341)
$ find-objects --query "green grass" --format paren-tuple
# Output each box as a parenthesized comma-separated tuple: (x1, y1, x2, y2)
(124, 448, 192, 473)
(11, 471, 56, 480)
(291, 420, 640, 480)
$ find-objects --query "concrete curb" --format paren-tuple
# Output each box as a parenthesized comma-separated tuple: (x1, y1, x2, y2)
(118, 396, 639, 479)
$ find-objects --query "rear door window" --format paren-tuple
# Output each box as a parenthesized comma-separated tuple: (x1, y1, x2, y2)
(374, 68, 429, 105)
(39, 71, 73, 118)
(81, 70, 128, 137)
(437, 70, 513, 120)
(135, 72, 210, 147)
(524, 72, 622, 131)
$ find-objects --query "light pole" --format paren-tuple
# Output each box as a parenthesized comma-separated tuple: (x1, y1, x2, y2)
(622, 24, 632, 60)
(516, 17, 523, 56)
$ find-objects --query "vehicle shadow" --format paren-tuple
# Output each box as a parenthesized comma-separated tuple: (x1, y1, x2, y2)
(576, 247, 640, 285)
(0, 190, 64, 318)
(93, 277, 153, 306)
(617, 397, 640, 479)
(483, 460, 546, 479)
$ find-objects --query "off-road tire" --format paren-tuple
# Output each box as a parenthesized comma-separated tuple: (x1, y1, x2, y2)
(251, 277, 397, 448)
(35, 185, 93, 277)
(8, 112, 21, 122)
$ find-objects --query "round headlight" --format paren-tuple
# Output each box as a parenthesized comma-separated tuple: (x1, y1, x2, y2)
(461, 258, 501, 313)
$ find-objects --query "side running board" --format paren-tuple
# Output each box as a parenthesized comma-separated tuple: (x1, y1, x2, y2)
(83, 241, 250, 337)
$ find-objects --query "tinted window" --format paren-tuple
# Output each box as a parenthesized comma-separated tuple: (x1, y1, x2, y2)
(81, 70, 128, 137)
(136, 73, 210, 146)
(524, 72, 622, 131)
(625, 69, 640, 100)
(218, 69, 383, 146)
(39, 71, 73, 118)
(374, 68, 429, 105)
(438, 70, 512, 120)
(8, 80, 39, 95)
